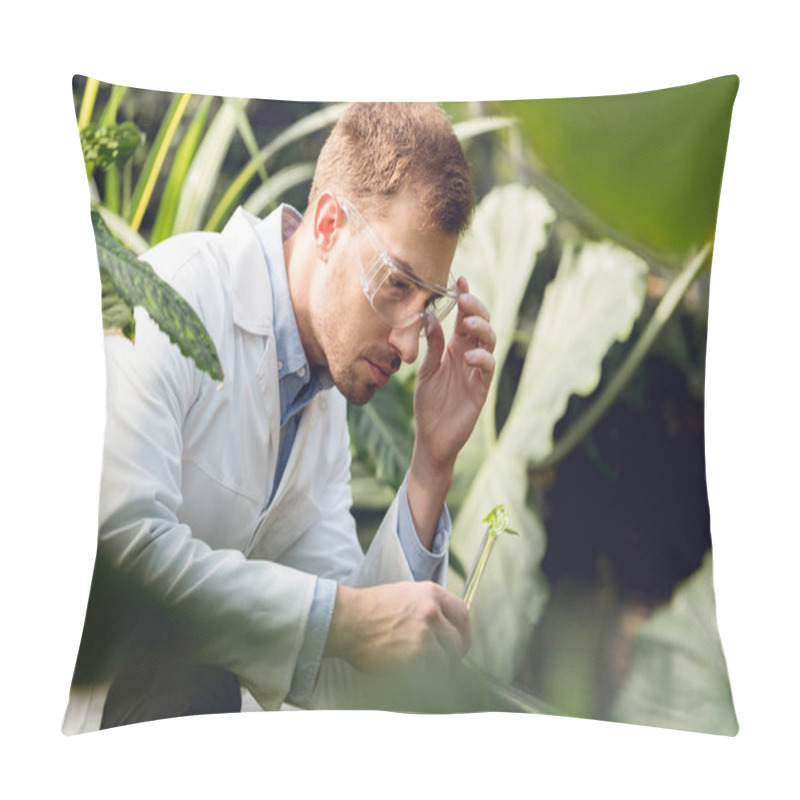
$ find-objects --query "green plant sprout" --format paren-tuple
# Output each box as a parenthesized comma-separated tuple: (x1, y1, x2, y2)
(461, 504, 518, 611)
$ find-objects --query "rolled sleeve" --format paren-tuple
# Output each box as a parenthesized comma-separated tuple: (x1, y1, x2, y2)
(396, 476, 451, 584)
(288, 576, 337, 704)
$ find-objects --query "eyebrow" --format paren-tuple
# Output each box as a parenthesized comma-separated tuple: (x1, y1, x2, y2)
(390, 257, 447, 301)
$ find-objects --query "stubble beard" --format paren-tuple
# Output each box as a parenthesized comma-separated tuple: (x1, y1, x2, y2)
(315, 313, 378, 407)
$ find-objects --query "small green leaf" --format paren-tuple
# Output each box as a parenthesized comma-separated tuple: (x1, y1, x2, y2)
(463, 505, 518, 611)
(81, 121, 143, 171)
(91, 209, 224, 382)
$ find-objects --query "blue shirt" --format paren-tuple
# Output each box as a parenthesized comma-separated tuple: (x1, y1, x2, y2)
(250, 206, 451, 703)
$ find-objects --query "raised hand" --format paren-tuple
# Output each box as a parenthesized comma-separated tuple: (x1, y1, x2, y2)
(405, 277, 496, 544)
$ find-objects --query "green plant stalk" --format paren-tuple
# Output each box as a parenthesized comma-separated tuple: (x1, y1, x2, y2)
(122, 158, 133, 220)
(462, 530, 497, 611)
(130, 93, 192, 233)
(76, 77, 99, 131)
(461, 505, 518, 611)
(98, 84, 128, 126)
(105, 165, 121, 214)
(128, 93, 192, 233)
(78, 78, 100, 179)
(532, 241, 712, 471)
(98, 87, 128, 213)
(231, 100, 269, 185)
(151, 95, 213, 244)
(204, 103, 347, 231)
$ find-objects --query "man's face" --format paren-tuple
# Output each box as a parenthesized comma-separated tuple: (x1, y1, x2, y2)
(311, 189, 458, 406)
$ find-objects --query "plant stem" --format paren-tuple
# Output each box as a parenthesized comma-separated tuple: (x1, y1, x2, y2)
(462, 529, 498, 610)
(76, 78, 99, 131)
(531, 242, 712, 471)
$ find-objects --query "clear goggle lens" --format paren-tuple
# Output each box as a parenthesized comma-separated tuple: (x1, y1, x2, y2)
(340, 197, 458, 335)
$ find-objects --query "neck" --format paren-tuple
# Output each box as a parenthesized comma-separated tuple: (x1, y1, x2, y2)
(284, 219, 326, 368)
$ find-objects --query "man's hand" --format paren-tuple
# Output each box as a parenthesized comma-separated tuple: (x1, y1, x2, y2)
(324, 582, 471, 675)
(406, 277, 496, 544)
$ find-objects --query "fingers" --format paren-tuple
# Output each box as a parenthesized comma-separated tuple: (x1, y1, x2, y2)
(438, 588, 471, 656)
(454, 277, 495, 353)
(462, 315, 497, 353)
(464, 347, 496, 387)
(417, 313, 445, 381)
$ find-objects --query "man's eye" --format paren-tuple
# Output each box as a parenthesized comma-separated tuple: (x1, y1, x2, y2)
(387, 275, 414, 295)
(424, 294, 442, 312)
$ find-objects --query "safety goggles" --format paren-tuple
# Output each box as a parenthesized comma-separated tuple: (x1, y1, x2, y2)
(339, 197, 459, 334)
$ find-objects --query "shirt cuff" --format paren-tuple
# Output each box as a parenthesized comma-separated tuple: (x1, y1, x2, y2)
(288, 576, 337, 704)
(396, 476, 451, 584)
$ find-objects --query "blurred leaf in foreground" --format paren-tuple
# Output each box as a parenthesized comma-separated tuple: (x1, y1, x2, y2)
(610, 551, 739, 736)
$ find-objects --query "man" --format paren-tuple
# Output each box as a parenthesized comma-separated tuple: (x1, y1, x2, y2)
(66, 102, 497, 730)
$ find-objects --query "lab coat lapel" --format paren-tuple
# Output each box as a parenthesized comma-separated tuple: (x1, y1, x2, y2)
(219, 207, 282, 504)
(245, 398, 324, 562)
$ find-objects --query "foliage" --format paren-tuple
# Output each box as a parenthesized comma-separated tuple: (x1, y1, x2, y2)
(81, 121, 143, 172)
(347, 372, 415, 492)
(462, 505, 518, 611)
(73, 79, 737, 728)
(610, 552, 739, 735)
(349, 83, 735, 721)
(493, 76, 739, 261)
(92, 210, 224, 382)
(75, 78, 349, 382)
(446, 186, 649, 679)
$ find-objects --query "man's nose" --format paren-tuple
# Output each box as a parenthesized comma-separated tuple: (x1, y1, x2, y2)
(388, 319, 422, 364)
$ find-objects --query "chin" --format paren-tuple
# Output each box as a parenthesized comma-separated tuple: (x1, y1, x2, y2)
(343, 384, 378, 406)
(331, 370, 377, 406)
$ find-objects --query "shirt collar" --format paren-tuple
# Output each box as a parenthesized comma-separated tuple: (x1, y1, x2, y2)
(253, 204, 334, 397)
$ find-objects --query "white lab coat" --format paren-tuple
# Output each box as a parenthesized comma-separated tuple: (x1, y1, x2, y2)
(67, 208, 423, 729)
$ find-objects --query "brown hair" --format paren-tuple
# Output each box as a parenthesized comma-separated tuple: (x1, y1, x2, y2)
(307, 103, 475, 235)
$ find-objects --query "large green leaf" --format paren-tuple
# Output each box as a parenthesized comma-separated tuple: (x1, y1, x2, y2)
(610, 551, 738, 735)
(496, 76, 738, 260)
(92, 210, 224, 382)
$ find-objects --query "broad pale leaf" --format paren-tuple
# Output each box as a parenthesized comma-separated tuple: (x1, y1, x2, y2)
(502, 240, 648, 462)
(610, 551, 738, 735)
(448, 185, 555, 500)
(92, 210, 224, 382)
(451, 238, 647, 682)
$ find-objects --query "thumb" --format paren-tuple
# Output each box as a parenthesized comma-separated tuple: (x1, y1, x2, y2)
(417, 314, 446, 381)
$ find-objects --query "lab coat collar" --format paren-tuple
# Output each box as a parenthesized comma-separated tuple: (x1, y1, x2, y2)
(220, 205, 295, 337)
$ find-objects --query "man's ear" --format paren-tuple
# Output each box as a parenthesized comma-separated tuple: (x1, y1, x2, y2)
(312, 192, 342, 263)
